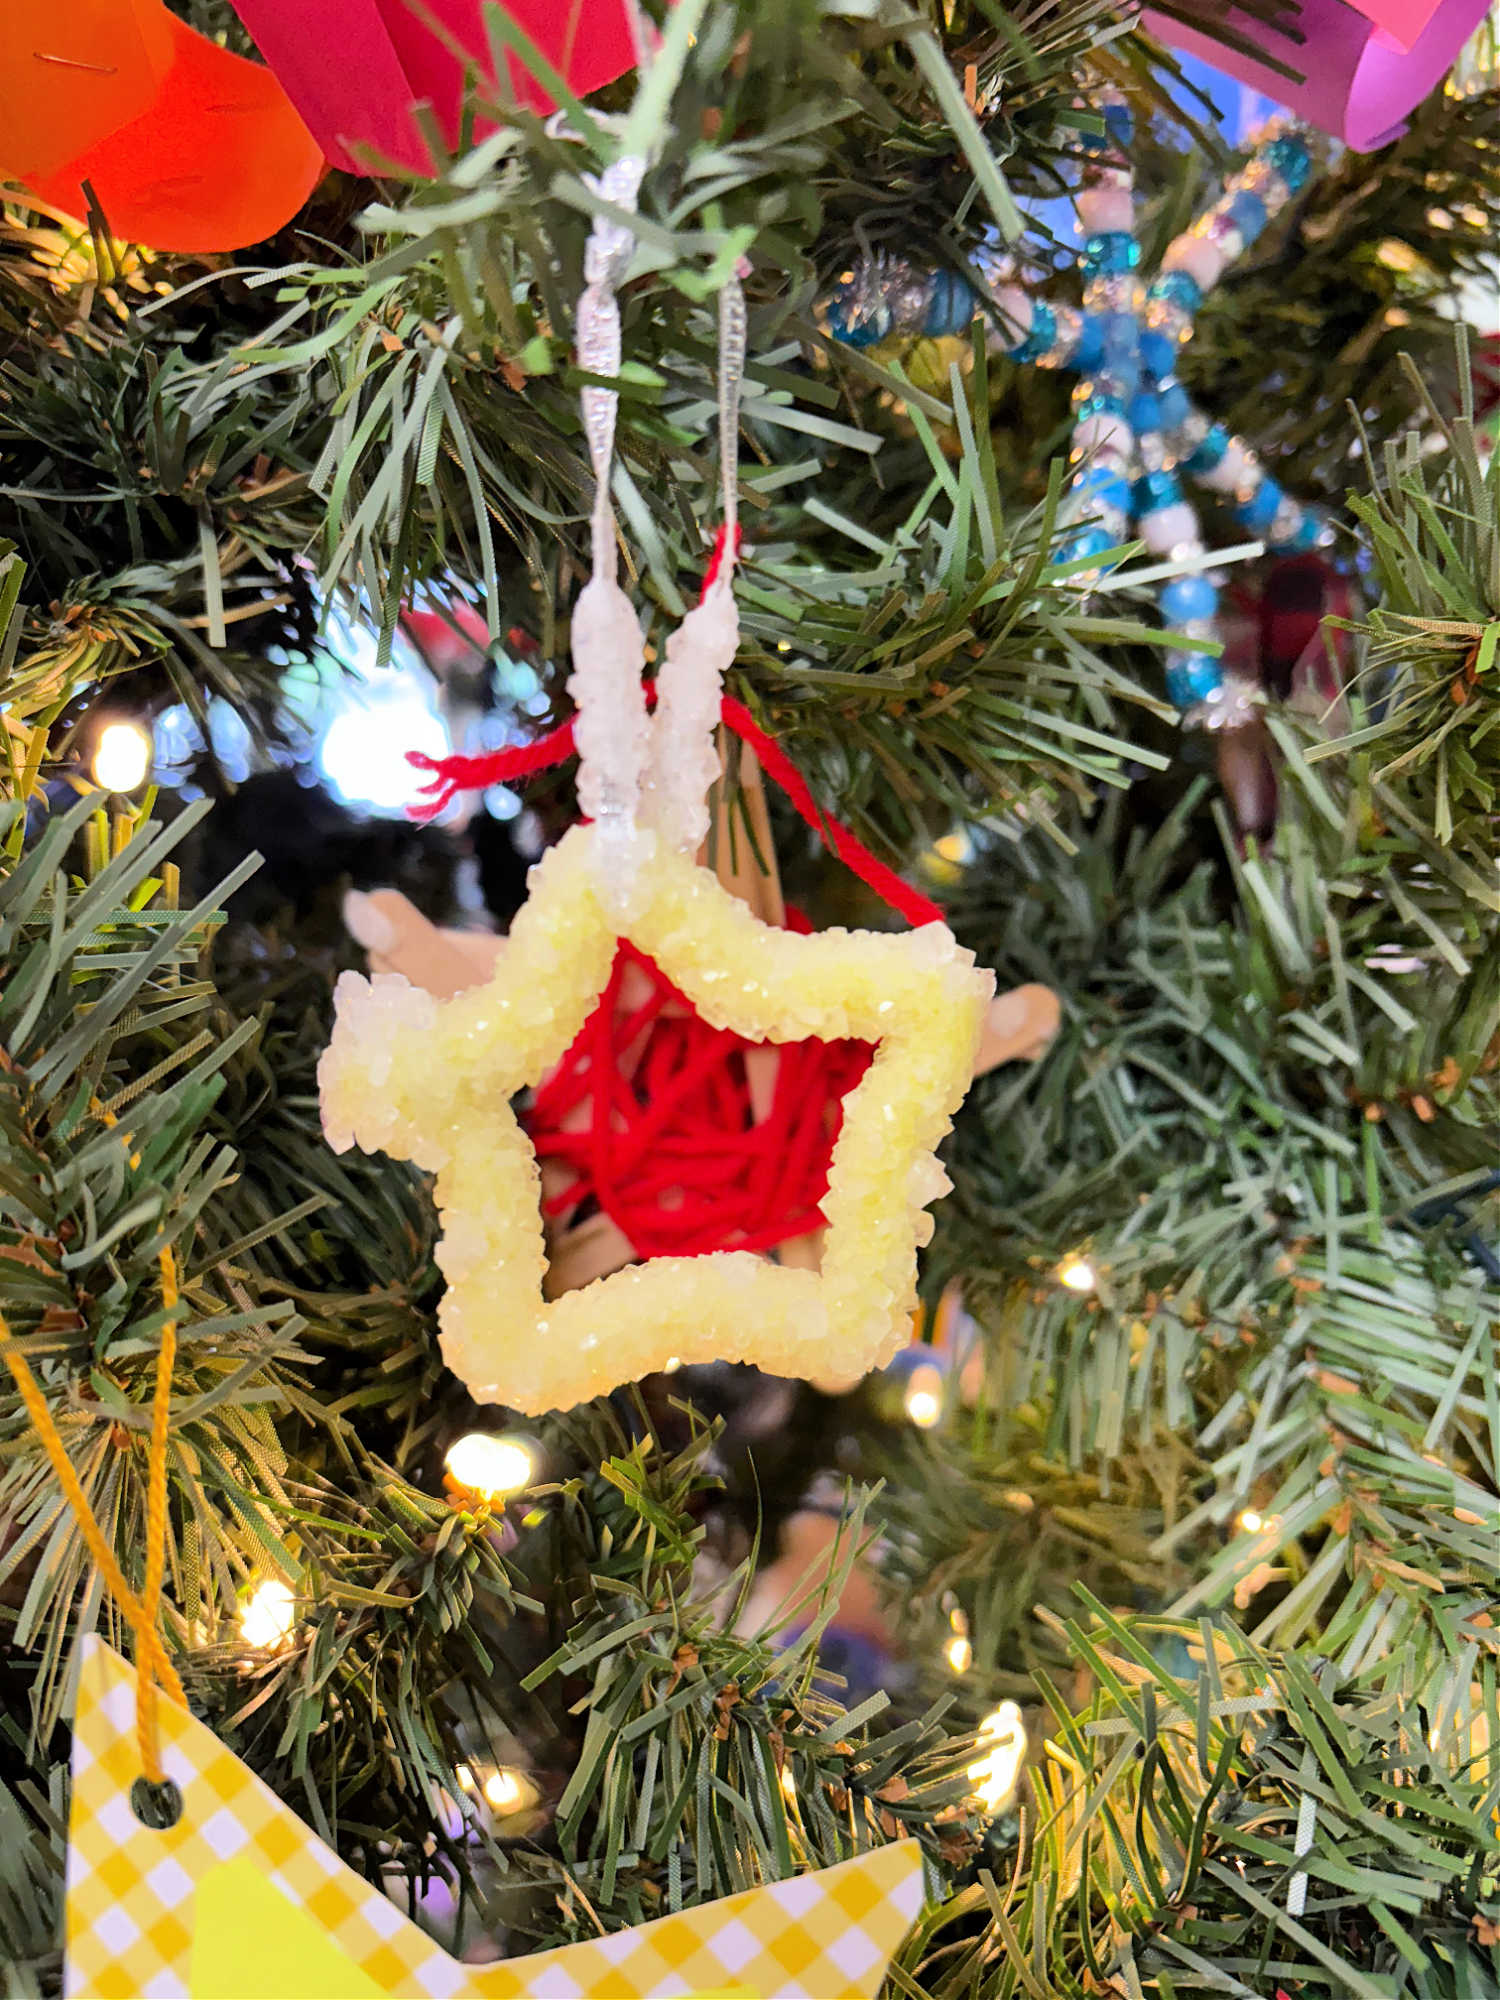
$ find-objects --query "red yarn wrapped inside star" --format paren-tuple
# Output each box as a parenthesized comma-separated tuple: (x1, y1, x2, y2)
(525, 925, 874, 1260)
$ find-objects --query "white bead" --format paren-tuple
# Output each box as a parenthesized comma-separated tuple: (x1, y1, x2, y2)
(1139, 504, 1199, 553)
(1195, 437, 1254, 494)
(1267, 495, 1305, 546)
(988, 284, 1032, 349)
(1163, 235, 1225, 292)
(1076, 184, 1133, 234)
(1073, 413, 1132, 458)
(1189, 672, 1259, 731)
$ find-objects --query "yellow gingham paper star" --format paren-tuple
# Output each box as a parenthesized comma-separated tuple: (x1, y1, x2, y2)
(66, 1636, 926, 2000)
(319, 822, 993, 1414)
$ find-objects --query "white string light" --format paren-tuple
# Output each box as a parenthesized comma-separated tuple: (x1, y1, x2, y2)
(91, 720, 152, 793)
(482, 1768, 527, 1811)
(967, 1701, 1027, 1814)
(456, 1762, 537, 1815)
(945, 1600, 973, 1674)
(240, 1577, 297, 1650)
(1057, 1254, 1098, 1294)
(444, 1432, 535, 1502)
(903, 1360, 945, 1429)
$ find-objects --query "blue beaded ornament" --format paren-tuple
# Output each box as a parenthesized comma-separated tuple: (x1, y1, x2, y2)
(823, 106, 1333, 727)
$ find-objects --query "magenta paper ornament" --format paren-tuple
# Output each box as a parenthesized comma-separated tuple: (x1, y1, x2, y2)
(1146, 0, 1488, 150)
(230, 0, 638, 175)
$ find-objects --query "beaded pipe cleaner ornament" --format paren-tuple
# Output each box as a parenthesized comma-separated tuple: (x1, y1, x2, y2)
(320, 172, 995, 1415)
(825, 100, 1332, 729)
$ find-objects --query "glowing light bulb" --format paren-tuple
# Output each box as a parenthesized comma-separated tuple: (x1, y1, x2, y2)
(482, 1767, 529, 1812)
(91, 721, 151, 793)
(317, 664, 449, 815)
(456, 1762, 534, 1814)
(1057, 1255, 1097, 1294)
(240, 1578, 296, 1650)
(945, 1634, 973, 1675)
(1238, 1508, 1264, 1534)
(444, 1432, 534, 1501)
(904, 1361, 945, 1429)
(662, 1356, 682, 1374)
(967, 1701, 1026, 1813)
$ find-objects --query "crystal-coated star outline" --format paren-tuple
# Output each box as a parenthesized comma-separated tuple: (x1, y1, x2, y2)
(320, 824, 993, 1414)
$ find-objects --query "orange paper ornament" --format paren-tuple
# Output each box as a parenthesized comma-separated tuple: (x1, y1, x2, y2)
(0, 0, 324, 252)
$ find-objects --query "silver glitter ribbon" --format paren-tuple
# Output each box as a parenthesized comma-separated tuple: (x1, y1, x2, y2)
(578, 154, 647, 579)
(716, 267, 747, 541)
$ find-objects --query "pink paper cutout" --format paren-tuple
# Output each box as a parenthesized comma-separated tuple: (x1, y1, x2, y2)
(1146, 0, 1488, 150)
(231, 0, 637, 175)
(1336, 0, 1444, 54)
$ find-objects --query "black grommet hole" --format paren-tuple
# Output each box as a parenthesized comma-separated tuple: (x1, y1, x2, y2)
(129, 1775, 183, 1829)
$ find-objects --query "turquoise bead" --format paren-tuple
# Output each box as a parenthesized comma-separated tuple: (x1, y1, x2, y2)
(1237, 477, 1283, 535)
(1263, 134, 1312, 193)
(1160, 573, 1218, 624)
(1148, 270, 1203, 316)
(1185, 425, 1230, 476)
(1082, 232, 1139, 276)
(1165, 655, 1223, 708)
(1133, 470, 1182, 514)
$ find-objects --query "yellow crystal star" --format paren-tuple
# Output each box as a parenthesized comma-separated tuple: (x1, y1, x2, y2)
(320, 824, 993, 1414)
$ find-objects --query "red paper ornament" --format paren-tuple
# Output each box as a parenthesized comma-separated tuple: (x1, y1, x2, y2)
(0, 0, 324, 252)
(229, 0, 640, 177)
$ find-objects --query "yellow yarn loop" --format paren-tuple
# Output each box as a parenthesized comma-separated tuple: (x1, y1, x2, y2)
(1, 1247, 184, 1783)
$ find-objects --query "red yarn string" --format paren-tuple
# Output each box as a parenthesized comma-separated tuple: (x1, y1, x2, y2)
(408, 726, 579, 806)
(527, 943, 873, 1259)
(718, 697, 941, 928)
(700, 522, 743, 596)
(405, 685, 943, 927)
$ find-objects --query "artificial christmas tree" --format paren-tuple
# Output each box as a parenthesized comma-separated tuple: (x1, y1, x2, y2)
(0, 1, 1496, 1992)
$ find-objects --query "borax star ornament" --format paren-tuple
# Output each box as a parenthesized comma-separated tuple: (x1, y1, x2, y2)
(321, 820, 991, 1413)
(66, 1635, 926, 1999)
(319, 194, 994, 1415)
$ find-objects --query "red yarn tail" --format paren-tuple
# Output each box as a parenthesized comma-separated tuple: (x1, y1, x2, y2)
(699, 523, 743, 598)
(717, 698, 941, 928)
(407, 724, 577, 817)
